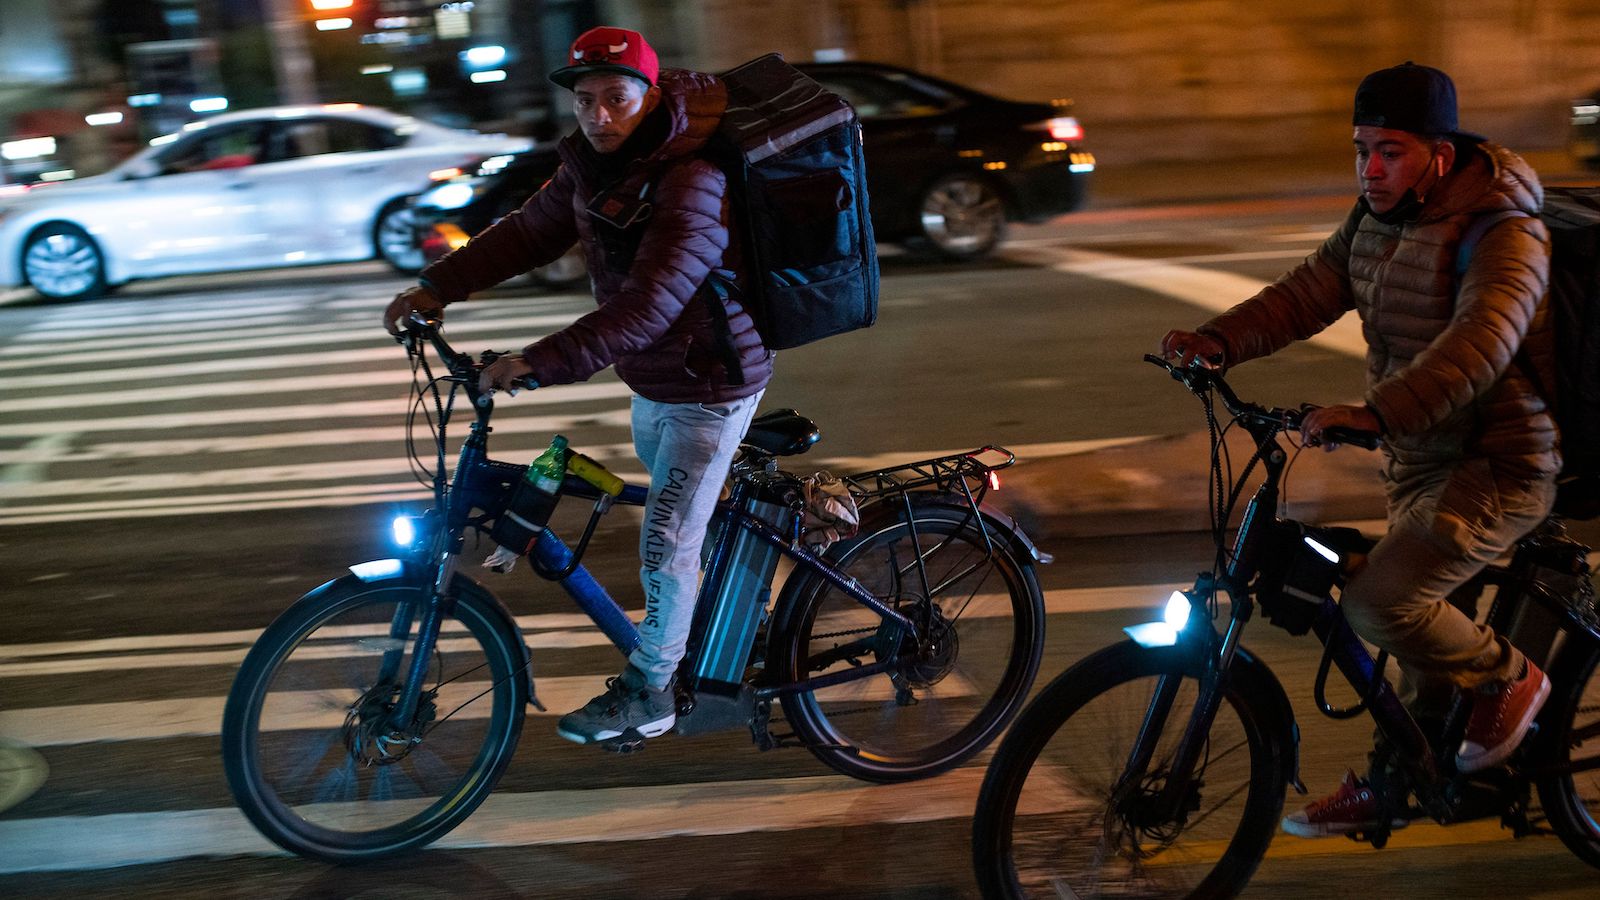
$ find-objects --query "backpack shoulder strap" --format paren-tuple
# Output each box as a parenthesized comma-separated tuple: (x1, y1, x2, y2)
(1455, 209, 1532, 278)
(1454, 208, 1553, 406)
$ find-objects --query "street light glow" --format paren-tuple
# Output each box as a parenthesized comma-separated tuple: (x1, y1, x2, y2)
(316, 17, 353, 30)
(469, 69, 507, 84)
(311, 0, 354, 9)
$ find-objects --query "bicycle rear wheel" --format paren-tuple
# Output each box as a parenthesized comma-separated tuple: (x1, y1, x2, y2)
(1536, 644, 1600, 869)
(221, 569, 528, 862)
(774, 499, 1044, 782)
(973, 641, 1283, 900)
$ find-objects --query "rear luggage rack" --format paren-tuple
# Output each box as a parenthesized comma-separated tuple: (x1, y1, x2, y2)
(842, 446, 1016, 504)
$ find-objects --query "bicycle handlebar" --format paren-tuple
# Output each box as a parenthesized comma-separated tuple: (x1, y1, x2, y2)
(1143, 353, 1380, 451)
(400, 312, 537, 392)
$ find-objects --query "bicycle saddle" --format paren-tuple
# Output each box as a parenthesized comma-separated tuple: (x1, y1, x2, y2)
(741, 409, 820, 456)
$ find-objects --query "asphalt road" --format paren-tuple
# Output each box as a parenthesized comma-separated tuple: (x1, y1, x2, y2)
(3, 195, 1599, 898)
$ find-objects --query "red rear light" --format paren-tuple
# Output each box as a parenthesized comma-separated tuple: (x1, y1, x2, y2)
(987, 471, 1001, 491)
(1045, 117, 1084, 142)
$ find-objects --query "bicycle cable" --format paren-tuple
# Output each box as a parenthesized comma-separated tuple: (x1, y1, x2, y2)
(405, 350, 457, 493)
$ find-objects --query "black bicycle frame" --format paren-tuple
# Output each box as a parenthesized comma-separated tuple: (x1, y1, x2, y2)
(1140, 412, 1440, 820)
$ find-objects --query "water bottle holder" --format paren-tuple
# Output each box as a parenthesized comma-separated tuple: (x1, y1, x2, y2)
(488, 478, 561, 554)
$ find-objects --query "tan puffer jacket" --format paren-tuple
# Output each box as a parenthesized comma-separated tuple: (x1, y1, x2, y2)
(1198, 142, 1558, 485)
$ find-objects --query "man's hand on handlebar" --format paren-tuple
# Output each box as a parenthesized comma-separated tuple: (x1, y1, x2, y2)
(479, 354, 536, 396)
(384, 285, 447, 336)
(1159, 330, 1226, 370)
(1301, 403, 1381, 451)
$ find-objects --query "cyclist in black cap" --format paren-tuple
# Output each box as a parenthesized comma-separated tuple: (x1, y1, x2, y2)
(1162, 62, 1559, 837)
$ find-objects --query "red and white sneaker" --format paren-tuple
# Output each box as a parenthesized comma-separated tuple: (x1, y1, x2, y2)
(1280, 769, 1409, 838)
(1457, 659, 1551, 774)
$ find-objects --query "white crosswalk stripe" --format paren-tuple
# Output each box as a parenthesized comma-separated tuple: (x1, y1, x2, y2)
(0, 287, 1154, 523)
(0, 584, 1146, 872)
(0, 291, 639, 525)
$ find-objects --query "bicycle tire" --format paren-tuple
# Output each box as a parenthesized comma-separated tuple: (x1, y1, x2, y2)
(1535, 642, 1600, 869)
(973, 641, 1284, 900)
(772, 498, 1044, 782)
(221, 568, 528, 862)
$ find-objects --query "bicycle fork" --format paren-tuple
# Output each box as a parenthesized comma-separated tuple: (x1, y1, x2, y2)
(1120, 605, 1252, 827)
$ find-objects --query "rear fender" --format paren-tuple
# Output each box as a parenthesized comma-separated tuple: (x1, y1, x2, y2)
(893, 495, 1050, 565)
(768, 495, 1045, 641)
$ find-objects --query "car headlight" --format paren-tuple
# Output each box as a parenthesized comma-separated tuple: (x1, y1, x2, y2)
(417, 179, 482, 211)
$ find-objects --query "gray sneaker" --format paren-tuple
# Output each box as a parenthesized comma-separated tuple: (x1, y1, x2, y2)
(556, 664, 676, 746)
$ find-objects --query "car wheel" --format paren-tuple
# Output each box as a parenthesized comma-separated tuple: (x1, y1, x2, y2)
(23, 224, 107, 302)
(916, 173, 1007, 260)
(375, 199, 425, 274)
(535, 246, 588, 287)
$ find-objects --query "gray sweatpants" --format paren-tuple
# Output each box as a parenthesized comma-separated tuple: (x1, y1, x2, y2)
(628, 391, 764, 690)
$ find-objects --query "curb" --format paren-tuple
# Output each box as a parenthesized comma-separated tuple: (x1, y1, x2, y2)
(998, 431, 1388, 540)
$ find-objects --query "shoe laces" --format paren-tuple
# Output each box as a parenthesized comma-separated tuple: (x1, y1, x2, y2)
(1467, 668, 1531, 738)
(1306, 776, 1372, 818)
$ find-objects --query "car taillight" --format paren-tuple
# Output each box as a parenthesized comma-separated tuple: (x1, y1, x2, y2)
(428, 166, 464, 181)
(1043, 116, 1084, 142)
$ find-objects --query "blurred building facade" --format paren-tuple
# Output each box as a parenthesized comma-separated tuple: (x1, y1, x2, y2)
(2, 0, 1597, 183)
(675, 0, 1600, 164)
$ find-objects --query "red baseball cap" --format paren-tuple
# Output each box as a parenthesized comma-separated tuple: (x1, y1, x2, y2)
(549, 27, 659, 89)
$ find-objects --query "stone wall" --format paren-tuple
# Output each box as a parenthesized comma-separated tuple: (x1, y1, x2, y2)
(669, 0, 1600, 163)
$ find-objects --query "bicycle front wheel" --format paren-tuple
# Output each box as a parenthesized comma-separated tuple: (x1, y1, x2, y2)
(774, 500, 1044, 782)
(221, 569, 528, 862)
(973, 641, 1284, 900)
(1536, 643, 1600, 869)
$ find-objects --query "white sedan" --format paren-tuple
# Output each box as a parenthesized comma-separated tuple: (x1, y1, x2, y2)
(0, 104, 530, 301)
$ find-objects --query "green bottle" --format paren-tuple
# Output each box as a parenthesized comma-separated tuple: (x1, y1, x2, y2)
(490, 435, 569, 554)
(527, 435, 570, 493)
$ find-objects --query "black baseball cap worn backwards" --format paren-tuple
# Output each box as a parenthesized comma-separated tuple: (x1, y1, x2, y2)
(1352, 61, 1486, 143)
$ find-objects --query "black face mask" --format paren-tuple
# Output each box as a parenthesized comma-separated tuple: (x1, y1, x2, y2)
(1362, 190, 1425, 225)
(1362, 147, 1439, 225)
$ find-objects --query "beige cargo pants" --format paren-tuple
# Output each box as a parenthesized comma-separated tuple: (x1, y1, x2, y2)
(1339, 457, 1556, 713)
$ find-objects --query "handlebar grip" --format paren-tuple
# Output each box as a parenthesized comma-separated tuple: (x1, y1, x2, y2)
(567, 452, 624, 497)
(405, 311, 442, 331)
(1321, 426, 1381, 450)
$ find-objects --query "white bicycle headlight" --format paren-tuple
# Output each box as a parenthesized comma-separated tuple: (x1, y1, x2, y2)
(1124, 590, 1194, 649)
(1163, 590, 1192, 629)
(391, 514, 418, 546)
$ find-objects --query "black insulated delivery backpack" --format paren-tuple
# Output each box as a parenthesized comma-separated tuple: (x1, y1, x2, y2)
(1459, 186, 1600, 519)
(711, 53, 879, 352)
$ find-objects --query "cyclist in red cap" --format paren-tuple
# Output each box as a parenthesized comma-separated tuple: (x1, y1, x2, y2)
(384, 27, 772, 747)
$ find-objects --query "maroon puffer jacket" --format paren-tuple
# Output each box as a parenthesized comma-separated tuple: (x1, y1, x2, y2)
(419, 69, 772, 404)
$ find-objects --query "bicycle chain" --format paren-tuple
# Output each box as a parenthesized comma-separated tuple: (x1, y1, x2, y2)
(811, 625, 878, 641)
